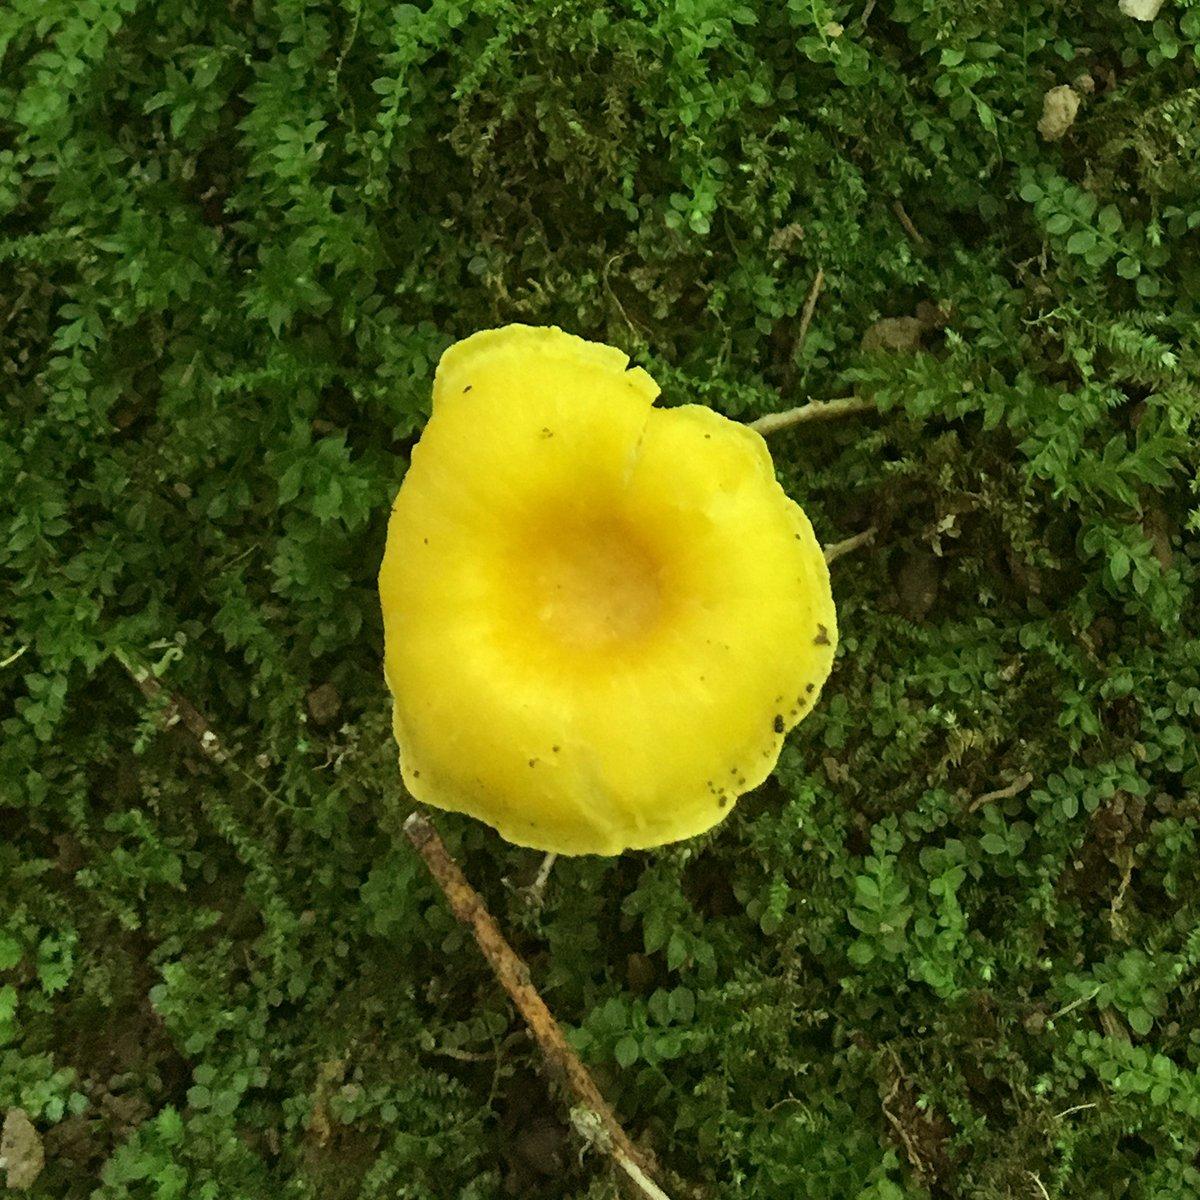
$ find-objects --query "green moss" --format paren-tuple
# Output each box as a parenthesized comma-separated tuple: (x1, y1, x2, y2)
(2, 1, 1200, 1196)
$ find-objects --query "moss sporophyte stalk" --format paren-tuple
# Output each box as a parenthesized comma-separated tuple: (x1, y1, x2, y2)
(378, 325, 837, 855)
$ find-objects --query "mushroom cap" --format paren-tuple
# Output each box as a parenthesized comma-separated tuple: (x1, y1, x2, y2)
(378, 325, 836, 855)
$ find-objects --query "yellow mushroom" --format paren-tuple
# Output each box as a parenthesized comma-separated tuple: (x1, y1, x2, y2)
(378, 325, 837, 855)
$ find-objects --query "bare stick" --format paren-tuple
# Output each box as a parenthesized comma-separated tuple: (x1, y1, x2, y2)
(115, 648, 227, 763)
(794, 267, 825, 358)
(571, 1110, 674, 1200)
(0, 645, 28, 670)
(750, 395, 875, 436)
(525, 851, 558, 909)
(116, 649, 290, 810)
(1053, 1102, 1097, 1121)
(1027, 1171, 1051, 1200)
(823, 527, 876, 565)
(893, 200, 927, 248)
(969, 771, 1033, 812)
(402, 811, 671, 1200)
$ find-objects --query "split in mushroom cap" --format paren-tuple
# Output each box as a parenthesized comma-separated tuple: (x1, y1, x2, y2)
(378, 324, 837, 855)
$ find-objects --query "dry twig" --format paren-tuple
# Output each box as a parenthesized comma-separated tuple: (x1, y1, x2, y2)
(402, 811, 672, 1200)
(969, 771, 1033, 812)
(1053, 1102, 1097, 1121)
(524, 851, 558, 909)
(1027, 1171, 1052, 1200)
(115, 648, 227, 762)
(0, 645, 28, 670)
(823, 527, 877, 565)
(750, 395, 875, 436)
(794, 266, 825, 357)
(893, 200, 927, 249)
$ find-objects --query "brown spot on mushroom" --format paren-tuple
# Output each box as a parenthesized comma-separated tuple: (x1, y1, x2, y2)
(552, 745, 560, 753)
(528, 759, 537, 768)
(540, 427, 553, 438)
(806, 683, 815, 693)
(717, 794, 728, 808)
(463, 385, 472, 393)
(814, 624, 830, 646)
(773, 714, 785, 734)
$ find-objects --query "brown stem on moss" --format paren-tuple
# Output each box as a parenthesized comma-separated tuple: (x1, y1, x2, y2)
(893, 200, 927, 249)
(401, 811, 672, 1200)
(969, 771, 1033, 812)
(823, 527, 877, 565)
(116, 649, 290, 811)
(115, 648, 228, 763)
(794, 266, 825, 357)
(749, 395, 875, 436)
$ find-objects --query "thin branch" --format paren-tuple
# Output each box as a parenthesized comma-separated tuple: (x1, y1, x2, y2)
(1053, 1102, 1097, 1120)
(525, 851, 557, 909)
(0, 645, 28, 670)
(794, 266, 825, 358)
(750, 396, 875, 436)
(1046, 987, 1100, 1025)
(969, 771, 1033, 812)
(613, 1146, 674, 1200)
(823, 527, 876, 565)
(1027, 1171, 1051, 1200)
(402, 812, 672, 1200)
(115, 649, 291, 810)
(428, 1046, 495, 1063)
(570, 1109, 674, 1200)
(893, 200, 927, 249)
(115, 648, 227, 763)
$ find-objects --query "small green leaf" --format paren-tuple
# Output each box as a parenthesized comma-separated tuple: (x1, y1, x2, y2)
(0, 935, 21, 971)
(848, 939, 875, 966)
(1066, 230, 1095, 255)
(1128, 1008, 1153, 1036)
(614, 1036, 639, 1068)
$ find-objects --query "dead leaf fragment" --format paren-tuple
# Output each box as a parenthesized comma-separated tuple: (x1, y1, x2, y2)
(2, 1109, 44, 1191)
(1038, 85, 1080, 141)
(306, 682, 341, 727)
(861, 316, 924, 354)
(1119, 0, 1164, 20)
